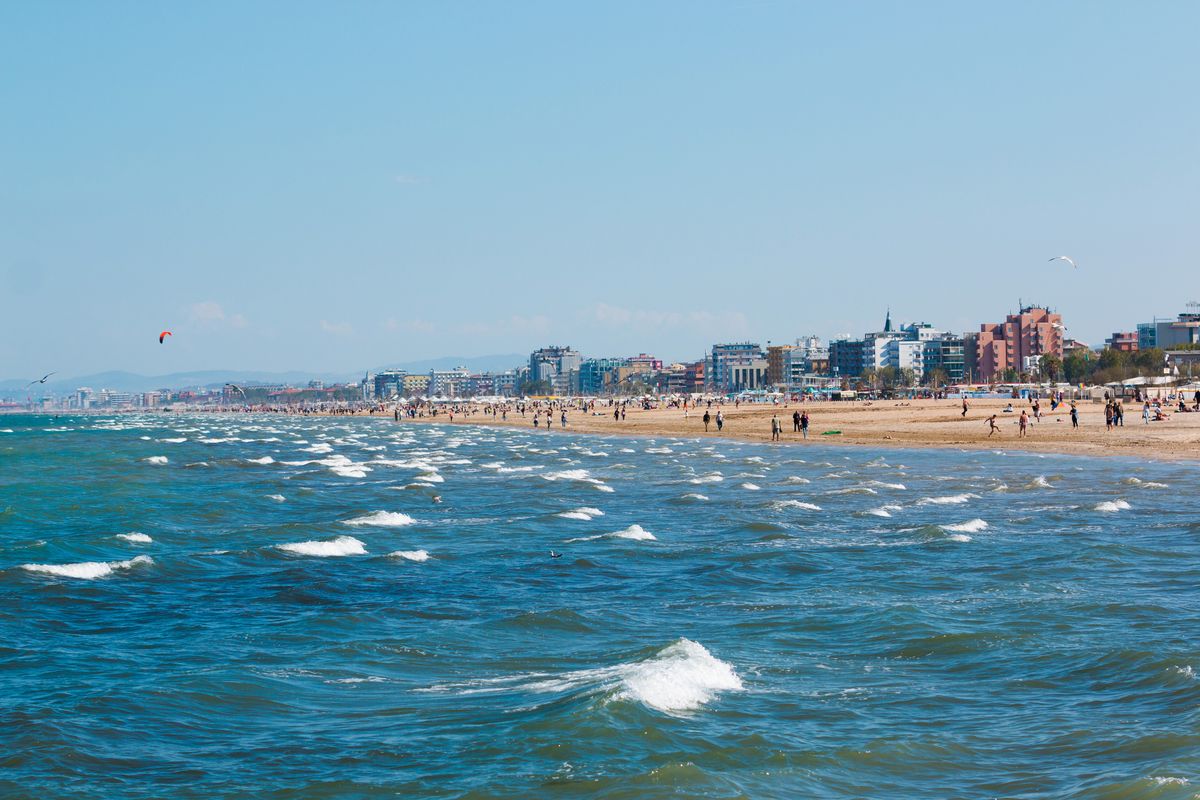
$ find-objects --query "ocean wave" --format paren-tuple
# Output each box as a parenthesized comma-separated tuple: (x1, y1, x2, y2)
(568, 524, 656, 543)
(424, 638, 739, 714)
(301, 443, 334, 453)
(116, 532, 153, 543)
(782, 476, 811, 485)
(827, 487, 877, 495)
(343, 511, 416, 527)
(1095, 499, 1132, 513)
(771, 500, 822, 511)
(277, 535, 366, 557)
(557, 507, 604, 521)
(266, 494, 286, 502)
(740, 482, 761, 491)
(1123, 477, 1168, 489)
(688, 473, 724, 484)
(246, 456, 275, 465)
(143, 456, 168, 465)
(388, 549, 430, 562)
(920, 493, 978, 505)
(941, 519, 988, 534)
(679, 493, 709, 502)
(22, 555, 153, 580)
(864, 481, 907, 491)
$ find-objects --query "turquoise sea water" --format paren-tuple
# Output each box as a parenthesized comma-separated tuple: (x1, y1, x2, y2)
(1, 413, 1198, 799)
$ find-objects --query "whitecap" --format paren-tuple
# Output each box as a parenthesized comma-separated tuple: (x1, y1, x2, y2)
(920, 493, 978, 505)
(22, 555, 153, 580)
(783, 476, 811, 485)
(143, 456, 168, 465)
(388, 549, 430, 562)
(1095, 499, 1131, 513)
(343, 511, 416, 527)
(771, 500, 821, 511)
(159, 437, 187, 443)
(946, 533, 972, 542)
(246, 456, 275, 465)
(688, 473, 724, 484)
(942, 518, 988, 534)
(681, 493, 709, 501)
(266, 494, 286, 502)
(740, 482, 761, 491)
(610, 524, 655, 541)
(115, 532, 153, 544)
(277, 535, 366, 557)
(557, 507, 604, 521)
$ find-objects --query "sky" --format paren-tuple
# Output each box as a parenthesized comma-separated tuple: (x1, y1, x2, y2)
(2, 1, 1198, 379)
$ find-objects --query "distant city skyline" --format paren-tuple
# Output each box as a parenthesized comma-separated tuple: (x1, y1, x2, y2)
(3, 2, 1198, 378)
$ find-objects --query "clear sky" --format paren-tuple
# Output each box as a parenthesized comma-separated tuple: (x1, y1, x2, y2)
(2, 1, 1197, 379)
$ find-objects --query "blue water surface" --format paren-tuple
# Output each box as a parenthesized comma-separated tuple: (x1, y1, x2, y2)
(1, 414, 1198, 799)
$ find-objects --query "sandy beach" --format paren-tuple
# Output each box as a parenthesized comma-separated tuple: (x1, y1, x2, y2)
(417, 398, 1200, 460)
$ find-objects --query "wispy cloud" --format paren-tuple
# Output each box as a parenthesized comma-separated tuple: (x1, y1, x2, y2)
(319, 319, 353, 336)
(188, 301, 248, 328)
(590, 302, 748, 333)
(386, 318, 436, 334)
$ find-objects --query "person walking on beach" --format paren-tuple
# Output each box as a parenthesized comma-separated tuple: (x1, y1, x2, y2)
(1143, 401, 1151, 424)
(716, 410, 724, 432)
(800, 411, 809, 439)
(703, 410, 711, 432)
(560, 410, 567, 428)
(1104, 402, 1113, 431)
(1070, 402, 1079, 428)
(987, 414, 1000, 437)
(792, 410, 801, 432)
(962, 396, 969, 417)
(614, 407, 620, 422)
(1019, 409, 1029, 437)
(1115, 401, 1124, 427)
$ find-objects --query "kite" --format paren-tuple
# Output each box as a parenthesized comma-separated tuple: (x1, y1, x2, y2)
(1049, 256, 1077, 269)
(159, 331, 172, 344)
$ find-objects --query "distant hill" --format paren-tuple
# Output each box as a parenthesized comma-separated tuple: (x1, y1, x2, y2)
(0, 354, 526, 397)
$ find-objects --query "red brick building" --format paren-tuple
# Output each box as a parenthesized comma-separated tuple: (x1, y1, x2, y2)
(974, 306, 1064, 382)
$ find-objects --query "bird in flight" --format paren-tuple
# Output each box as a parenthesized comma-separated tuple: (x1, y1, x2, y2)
(26, 372, 56, 387)
(549, 550, 563, 559)
(1048, 255, 1078, 269)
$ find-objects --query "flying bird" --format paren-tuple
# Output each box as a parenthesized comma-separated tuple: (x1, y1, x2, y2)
(549, 550, 563, 559)
(159, 330, 173, 344)
(1049, 256, 1077, 269)
(224, 383, 246, 397)
(26, 372, 56, 387)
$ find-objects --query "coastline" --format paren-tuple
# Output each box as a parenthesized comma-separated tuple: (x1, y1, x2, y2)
(390, 397, 1200, 462)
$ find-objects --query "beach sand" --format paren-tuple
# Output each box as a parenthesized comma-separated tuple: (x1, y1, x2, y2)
(418, 398, 1200, 460)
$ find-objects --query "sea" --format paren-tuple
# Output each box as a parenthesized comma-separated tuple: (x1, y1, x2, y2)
(1, 413, 1198, 799)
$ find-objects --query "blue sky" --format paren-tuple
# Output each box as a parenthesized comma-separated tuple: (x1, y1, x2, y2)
(2, 1, 1197, 378)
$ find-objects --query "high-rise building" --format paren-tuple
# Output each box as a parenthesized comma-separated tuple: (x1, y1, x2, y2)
(974, 306, 1063, 383)
(374, 370, 408, 399)
(766, 345, 795, 386)
(829, 338, 864, 378)
(709, 343, 762, 392)
(529, 346, 582, 385)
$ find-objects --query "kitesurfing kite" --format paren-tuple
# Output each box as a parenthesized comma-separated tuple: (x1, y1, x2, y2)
(159, 330, 172, 344)
(26, 372, 56, 387)
(1049, 256, 1077, 269)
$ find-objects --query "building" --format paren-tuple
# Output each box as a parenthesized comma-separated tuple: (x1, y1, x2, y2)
(578, 358, 626, 395)
(829, 338, 864, 378)
(1105, 332, 1139, 352)
(974, 305, 1064, 383)
(923, 335, 966, 383)
(729, 359, 769, 391)
(428, 368, 470, 397)
(401, 374, 430, 396)
(766, 345, 795, 386)
(1137, 312, 1200, 350)
(529, 346, 582, 385)
(374, 370, 408, 399)
(709, 343, 762, 392)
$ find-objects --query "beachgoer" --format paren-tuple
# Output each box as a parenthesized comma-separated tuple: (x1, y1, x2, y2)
(800, 411, 809, 439)
(962, 397, 969, 417)
(1143, 402, 1151, 424)
(793, 410, 801, 432)
(987, 415, 1000, 437)
(703, 411, 711, 431)
(1070, 403, 1079, 428)
(771, 415, 780, 441)
(716, 411, 724, 432)
(1019, 409, 1028, 437)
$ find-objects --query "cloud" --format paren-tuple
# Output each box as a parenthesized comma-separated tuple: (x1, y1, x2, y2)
(589, 303, 749, 334)
(386, 318, 436, 334)
(189, 301, 249, 328)
(319, 320, 353, 336)
(394, 174, 422, 185)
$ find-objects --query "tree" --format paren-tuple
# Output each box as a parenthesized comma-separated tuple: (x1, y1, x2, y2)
(517, 378, 553, 396)
(1038, 354, 1062, 382)
(1001, 367, 1019, 384)
(877, 366, 898, 390)
(924, 367, 948, 388)
(897, 367, 917, 387)
(1063, 351, 1090, 385)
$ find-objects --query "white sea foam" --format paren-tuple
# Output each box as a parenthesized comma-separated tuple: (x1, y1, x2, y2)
(414, 472, 444, 483)
(771, 500, 822, 511)
(942, 519, 988, 534)
(428, 638, 740, 714)
(277, 535, 366, 557)
(143, 456, 168, 465)
(557, 507, 604, 521)
(610, 524, 655, 541)
(783, 476, 811, 485)
(22, 555, 153, 580)
(1030, 475, 1053, 488)
(865, 506, 892, 518)
(116, 532, 153, 544)
(302, 443, 334, 453)
(865, 481, 907, 490)
(160, 437, 187, 443)
(266, 494, 286, 502)
(681, 493, 709, 501)
(388, 549, 431, 562)
(921, 493, 978, 505)
(1151, 777, 1189, 786)
(343, 511, 416, 527)
(946, 533, 972, 542)
(740, 482, 761, 491)
(827, 487, 877, 495)
(1095, 499, 1131, 513)
(689, 473, 724, 484)
(1124, 477, 1168, 489)
(246, 456, 275, 465)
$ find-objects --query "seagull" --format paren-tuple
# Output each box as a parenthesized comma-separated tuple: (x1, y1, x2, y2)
(1049, 255, 1078, 269)
(224, 383, 247, 397)
(26, 372, 55, 387)
(549, 550, 563, 559)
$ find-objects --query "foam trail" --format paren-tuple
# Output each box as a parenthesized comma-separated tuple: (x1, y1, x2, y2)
(23, 555, 153, 580)
(343, 511, 416, 527)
